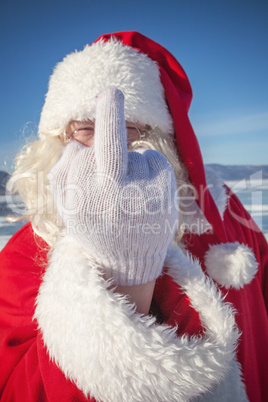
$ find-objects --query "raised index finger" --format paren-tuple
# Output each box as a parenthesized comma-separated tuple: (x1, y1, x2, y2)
(94, 87, 128, 181)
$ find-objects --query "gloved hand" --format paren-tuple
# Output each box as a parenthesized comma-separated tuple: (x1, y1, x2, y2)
(49, 87, 178, 286)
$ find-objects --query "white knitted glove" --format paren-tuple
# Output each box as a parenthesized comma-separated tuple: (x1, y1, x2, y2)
(50, 87, 178, 286)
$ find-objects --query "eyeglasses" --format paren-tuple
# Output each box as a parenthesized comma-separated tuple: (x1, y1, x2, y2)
(63, 121, 146, 147)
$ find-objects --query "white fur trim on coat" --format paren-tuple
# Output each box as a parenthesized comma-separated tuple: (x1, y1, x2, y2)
(34, 236, 246, 402)
(204, 242, 258, 289)
(39, 38, 173, 136)
(192, 359, 248, 401)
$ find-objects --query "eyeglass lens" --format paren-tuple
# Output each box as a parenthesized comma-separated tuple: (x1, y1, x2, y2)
(72, 124, 143, 147)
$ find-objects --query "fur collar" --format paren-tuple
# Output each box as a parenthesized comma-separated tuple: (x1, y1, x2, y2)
(35, 235, 247, 401)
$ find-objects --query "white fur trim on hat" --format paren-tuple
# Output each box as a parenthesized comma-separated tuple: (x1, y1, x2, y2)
(34, 235, 244, 402)
(204, 242, 258, 289)
(39, 38, 173, 137)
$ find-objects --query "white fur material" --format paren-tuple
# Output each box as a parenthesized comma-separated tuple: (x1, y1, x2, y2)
(39, 38, 173, 136)
(205, 242, 258, 289)
(192, 359, 248, 401)
(34, 235, 248, 401)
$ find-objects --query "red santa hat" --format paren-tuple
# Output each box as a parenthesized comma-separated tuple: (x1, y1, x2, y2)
(39, 31, 257, 289)
(39, 31, 224, 239)
(39, 36, 173, 135)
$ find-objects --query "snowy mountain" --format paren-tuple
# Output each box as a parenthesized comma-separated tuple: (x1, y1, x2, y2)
(205, 164, 268, 181)
(1, 165, 268, 195)
(0, 171, 9, 195)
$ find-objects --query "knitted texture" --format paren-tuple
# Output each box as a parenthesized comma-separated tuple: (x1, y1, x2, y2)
(50, 87, 178, 286)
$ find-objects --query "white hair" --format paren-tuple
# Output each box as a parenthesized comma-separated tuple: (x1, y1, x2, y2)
(7, 126, 190, 246)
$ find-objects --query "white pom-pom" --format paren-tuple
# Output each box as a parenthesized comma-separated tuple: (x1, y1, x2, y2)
(205, 242, 258, 289)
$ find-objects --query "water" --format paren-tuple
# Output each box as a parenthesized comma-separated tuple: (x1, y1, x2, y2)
(1, 181, 268, 251)
(0, 195, 26, 250)
(225, 179, 268, 239)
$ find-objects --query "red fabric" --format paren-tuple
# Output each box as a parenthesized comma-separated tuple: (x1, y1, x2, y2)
(97, 31, 227, 242)
(154, 189, 268, 402)
(0, 223, 91, 401)
(1, 32, 267, 401)
(1, 197, 267, 401)
(0, 223, 206, 401)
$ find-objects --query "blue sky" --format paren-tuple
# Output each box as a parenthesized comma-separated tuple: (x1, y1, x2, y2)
(0, 0, 267, 171)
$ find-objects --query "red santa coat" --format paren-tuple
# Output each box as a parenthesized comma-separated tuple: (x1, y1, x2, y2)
(0, 31, 268, 401)
(0, 186, 267, 401)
